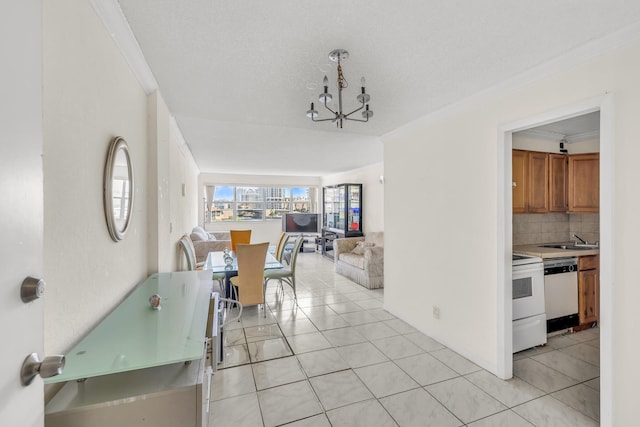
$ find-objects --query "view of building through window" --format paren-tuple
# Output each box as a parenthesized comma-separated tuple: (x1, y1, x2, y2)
(203, 185, 318, 222)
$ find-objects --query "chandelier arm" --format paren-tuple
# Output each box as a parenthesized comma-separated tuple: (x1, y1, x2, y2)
(343, 103, 365, 118)
(344, 116, 370, 123)
(311, 116, 339, 123)
(322, 102, 337, 115)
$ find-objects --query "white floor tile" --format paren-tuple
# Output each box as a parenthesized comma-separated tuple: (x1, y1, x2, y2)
(430, 348, 482, 375)
(426, 377, 507, 424)
(354, 361, 419, 398)
(326, 399, 398, 427)
(287, 331, 333, 354)
(335, 341, 389, 368)
(321, 326, 368, 347)
(380, 388, 463, 427)
(257, 380, 323, 427)
(466, 409, 532, 427)
(395, 352, 460, 386)
(210, 392, 264, 427)
(464, 370, 545, 407)
(372, 335, 424, 360)
(512, 395, 599, 426)
(247, 337, 292, 362)
(513, 358, 579, 393)
(211, 364, 256, 401)
(551, 383, 600, 422)
(251, 356, 306, 390)
(296, 348, 350, 377)
(531, 350, 599, 382)
(310, 370, 373, 411)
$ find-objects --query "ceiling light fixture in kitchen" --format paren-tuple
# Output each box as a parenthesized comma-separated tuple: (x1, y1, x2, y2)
(306, 49, 373, 128)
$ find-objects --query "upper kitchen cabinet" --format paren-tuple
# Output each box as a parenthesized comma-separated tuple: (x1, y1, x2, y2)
(512, 150, 548, 213)
(568, 153, 599, 213)
(528, 151, 549, 213)
(512, 150, 528, 213)
(549, 153, 568, 212)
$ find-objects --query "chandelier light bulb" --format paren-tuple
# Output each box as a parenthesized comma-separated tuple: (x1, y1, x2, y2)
(323, 75, 329, 86)
(360, 77, 366, 87)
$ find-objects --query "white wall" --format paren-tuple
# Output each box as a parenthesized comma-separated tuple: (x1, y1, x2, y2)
(43, 0, 199, 363)
(382, 39, 640, 424)
(198, 173, 321, 245)
(322, 162, 384, 234)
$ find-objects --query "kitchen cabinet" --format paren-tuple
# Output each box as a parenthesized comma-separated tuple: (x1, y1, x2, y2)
(528, 151, 549, 212)
(568, 153, 599, 213)
(549, 153, 568, 212)
(578, 254, 599, 325)
(512, 150, 528, 213)
(512, 150, 548, 213)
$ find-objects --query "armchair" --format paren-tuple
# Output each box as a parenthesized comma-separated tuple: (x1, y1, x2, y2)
(334, 232, 384, 289)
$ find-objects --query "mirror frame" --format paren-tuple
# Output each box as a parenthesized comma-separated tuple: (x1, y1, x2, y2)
(104, 136, 134, 242)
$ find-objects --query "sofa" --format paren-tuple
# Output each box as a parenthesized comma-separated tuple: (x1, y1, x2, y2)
(334, 232, 384, 289)
(189, 226, 231, 263)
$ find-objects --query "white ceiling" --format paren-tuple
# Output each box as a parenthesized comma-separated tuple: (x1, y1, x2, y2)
(115, 0, 640, 176)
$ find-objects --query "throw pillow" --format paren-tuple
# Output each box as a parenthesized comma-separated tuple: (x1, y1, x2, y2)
(207, 233, 217, 241)
(351, 241, 374, 255)
(190, 228, 209, 241)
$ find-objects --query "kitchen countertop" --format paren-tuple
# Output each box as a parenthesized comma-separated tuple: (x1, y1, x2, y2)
(514, 242, 600, 259)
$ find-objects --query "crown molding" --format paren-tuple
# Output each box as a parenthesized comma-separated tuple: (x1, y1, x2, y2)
(89, 0, 158, 95)
(170, 117, 199, 173)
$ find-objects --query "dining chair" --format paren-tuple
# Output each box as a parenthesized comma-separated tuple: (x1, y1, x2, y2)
(230, 229, 252, 252)
(264, 236, 304, 301)
(230, 242, 269, 317)
(179, 234, 201, 271)
(179, 234, 225, 292)
(274, 231, 290, 263)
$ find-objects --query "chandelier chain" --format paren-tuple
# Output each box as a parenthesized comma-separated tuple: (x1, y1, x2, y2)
(337, 64, 348, 89)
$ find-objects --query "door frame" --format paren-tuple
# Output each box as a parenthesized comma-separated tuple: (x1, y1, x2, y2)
(497, 94, 613, 424)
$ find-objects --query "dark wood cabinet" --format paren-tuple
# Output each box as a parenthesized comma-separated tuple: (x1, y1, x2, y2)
(322, 183, 363, 258)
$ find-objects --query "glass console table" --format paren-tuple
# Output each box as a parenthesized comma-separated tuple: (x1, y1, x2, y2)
(45, 271, 216, 427)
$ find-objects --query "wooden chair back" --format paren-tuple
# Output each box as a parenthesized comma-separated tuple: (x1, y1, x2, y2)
(234, 242, 269, 306)
(230, 229, 252, 252)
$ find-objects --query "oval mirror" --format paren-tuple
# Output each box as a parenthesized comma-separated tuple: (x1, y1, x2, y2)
(104, 136, 134, 241)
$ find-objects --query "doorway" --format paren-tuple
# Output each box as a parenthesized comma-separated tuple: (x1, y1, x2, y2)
(497, 95, 613, 423)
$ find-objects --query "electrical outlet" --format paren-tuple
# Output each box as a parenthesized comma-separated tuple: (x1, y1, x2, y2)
(433, 305, 440, 319)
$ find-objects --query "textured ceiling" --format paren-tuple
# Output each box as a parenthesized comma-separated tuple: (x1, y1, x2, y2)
(116, 0, 640, 176)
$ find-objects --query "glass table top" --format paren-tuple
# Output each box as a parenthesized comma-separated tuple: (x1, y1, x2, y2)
(203, 250, 282, 273)
(45, 271, 214, 383)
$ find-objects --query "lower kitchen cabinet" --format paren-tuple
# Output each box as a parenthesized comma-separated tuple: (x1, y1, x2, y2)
(578, 255, 599, 325)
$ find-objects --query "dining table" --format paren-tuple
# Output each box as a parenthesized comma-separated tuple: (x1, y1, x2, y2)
(203, 250, 283, 298)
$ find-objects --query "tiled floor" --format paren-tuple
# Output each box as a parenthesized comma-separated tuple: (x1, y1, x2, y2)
(211, 252, 600, 426)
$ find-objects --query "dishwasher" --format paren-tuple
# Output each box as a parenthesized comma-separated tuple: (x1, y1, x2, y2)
(544, 257, 579, 333)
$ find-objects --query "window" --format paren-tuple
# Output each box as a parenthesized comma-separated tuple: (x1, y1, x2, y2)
(204, 185, 317, 223)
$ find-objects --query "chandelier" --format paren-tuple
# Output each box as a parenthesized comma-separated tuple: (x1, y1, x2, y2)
(306, 49, 373, 128)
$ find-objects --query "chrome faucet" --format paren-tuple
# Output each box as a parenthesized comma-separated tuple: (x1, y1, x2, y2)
(573, 234, 588, 245)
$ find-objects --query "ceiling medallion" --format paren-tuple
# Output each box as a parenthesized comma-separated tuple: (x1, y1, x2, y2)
(306, 49, 373, 128)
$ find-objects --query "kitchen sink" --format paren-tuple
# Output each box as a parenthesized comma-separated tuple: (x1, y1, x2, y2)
(540, 244, 599, 250)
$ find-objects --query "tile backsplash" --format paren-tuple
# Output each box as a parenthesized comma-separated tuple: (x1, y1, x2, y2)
(513, 213, 599, 246)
